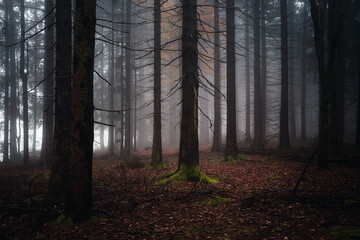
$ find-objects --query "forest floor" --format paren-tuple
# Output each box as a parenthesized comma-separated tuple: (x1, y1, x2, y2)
(0, 145, 360, 240)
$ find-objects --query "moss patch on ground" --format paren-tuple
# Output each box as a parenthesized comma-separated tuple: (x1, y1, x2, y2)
(220, 154, 249, 163)
(155, 165, 218, 185)
(329, 226, 360, 240)
(202, 195, 230, 206)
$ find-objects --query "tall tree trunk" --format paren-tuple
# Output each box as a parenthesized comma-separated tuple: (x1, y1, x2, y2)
(119, 1, 125, 156)
(212, 0, 221, 152)
(66, 0, 96, 221)
(3, 0, 10, 163)
(225, 0, 238, 158)
(245, 1, 251, 142)
(108, 0, 115, 156)
(356, 54, 360, 146)
(20, 0, 29, 165)
(49, 0, 72, 195)
(253, 0, 263, 148)
(124, 0, 132, 156)
(151, 0, 163, 168)
(279, 0, 290, 148)
(9, 0, 18, 162)
(288, 0, 296, 142)
(260, 0, 267, 143)
(300, 0, 307, 141)
(41, 0, 55, 167)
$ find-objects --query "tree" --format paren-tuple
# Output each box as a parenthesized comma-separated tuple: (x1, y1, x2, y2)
(260, 0, 267, 143)
(41, 0, 55, 166)
(65, 0, 96, 221)
(49, 0, 72, 195)
(20, 0, 29, 165)
(212, 0, 221, 152)
(253, 0, 264, 149)
(300, 0, 308, 141)
(279, 0, 290, 149)
(357, 55, 360, 147)
(3, 0, 10, 163)
(288, 0, 296, 142)
(225, 0, 238, 159)
(151, 0, 163, 168)
(158, 0, 216, 184)
(244, 1, 251, 143)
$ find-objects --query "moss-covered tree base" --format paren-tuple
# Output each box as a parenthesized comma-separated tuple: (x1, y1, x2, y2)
(147, 162, 166, 170)
(221, 154, 247, 162)
(155, 165, 218, 185)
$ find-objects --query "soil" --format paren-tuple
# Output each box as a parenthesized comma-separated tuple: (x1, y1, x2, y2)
(0, 147, 359, 239)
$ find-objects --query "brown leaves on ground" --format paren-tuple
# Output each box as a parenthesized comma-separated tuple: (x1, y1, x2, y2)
(0, 147, 359, 239)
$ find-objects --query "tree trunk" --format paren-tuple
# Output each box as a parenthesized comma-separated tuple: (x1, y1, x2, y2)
(3, 0, 10, 163)
(124, 0, 132, 157)
(279, 0, 290, 148)
(288, 0, 296, 142)
(151, 0, 163, 168)
(225, 0, 238, 158)
(245, 1, 251, 142)
(300, 0, 307, 141)
(9, 0, 18, 162)
(212, 0, 221, 152)
(253, 0, 264, 149)
(119, 1, 125, 156)
(65, 0, 96, 221)
(41, 0, 55, 167)
(356, 54, 360, 146)
(50, 0, 72, 195)
(260, 0, 267, 143)
(108, 0, 115, 156)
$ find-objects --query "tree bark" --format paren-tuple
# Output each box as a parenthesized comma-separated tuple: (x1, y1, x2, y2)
(357, 54, 360, 146)
(66, 0, 96, 221)
(300, 0, 307, 141)
(108, 0, 115, 156)
(253, 0, 264, 148)
(212, 0, 221, 152)
(288, 0, 296, 142)
(3, 0, 10, 163)
(260, 0, 267, 143)
(50, 0, 72, 195)
(151, 0, 163, 168)
(225, 0, 238, 158)
(245, 1, 251, 142)
(279, 0, 290, 148)
(41, 0, 55, 167)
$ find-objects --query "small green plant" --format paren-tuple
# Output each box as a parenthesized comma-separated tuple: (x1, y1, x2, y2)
(267, 174, 281, 179)
(202, 195, 230, 206)
(52, 213, 74, 227)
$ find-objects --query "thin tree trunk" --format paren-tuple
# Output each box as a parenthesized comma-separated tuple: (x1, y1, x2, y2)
(41, 0, 55, 167)
(260, 0, 267, 143)
(279, 0, 290, 148)
(124, 0, 132, 156)
(108, 0, 115, 156)
(288, 0, 296, 142)
(245, 1, 251, 142)
(119, 0, 125, 156)
(300, 0, 307, 141)
(212, 0, 221, 151)
(356, 54, 360, 146)
(3, 0, 10, 163)
(151, 0, 163, 168)
(50, 0, 72, 195)
(225, 0, 238, 159)
(253, 0, 263, 148)
(66, 0, 96, 221)
(20, 0, 29, 165)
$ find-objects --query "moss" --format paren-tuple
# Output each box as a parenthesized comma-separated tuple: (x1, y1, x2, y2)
(27, 173, 49, 181)
(88, 215, 100, 223)
(53, 213, 74, 227)
(155, 165, 218, 185)
(202, 195, 230, 206)
(146, 162, 166, 170)
(221, 154, 247, 163)
(329, 226, 360, 240)
(267, 174, 281, 179)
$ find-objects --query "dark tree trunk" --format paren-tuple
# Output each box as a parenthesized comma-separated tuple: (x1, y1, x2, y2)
(124, 0, 132, 157)
(3, 0, 10, 163)
(119, 0, 125, 156)
(151, 0, 163, 168)
(32, 12, 39, 154)
(108, 0, 115, 156)
(357, 55, 360, 146)
(288, 0, 296, 142)
(245, 1, 251, 142)
(279, 0, 290, 148)
(225, 0, 238, 158)
(65, 0, 96, 221)
(49, 0, 72, 195)
(260, 0, 267, 143)
(9, 0, 18, 162)
(20, 0, 29, 165)
(41, 0, 55, 167)
(253, 0, 264, 148)
(212, 0, 221, 152)
(178, 0, 199, 169)
(300, 0, 308, 141)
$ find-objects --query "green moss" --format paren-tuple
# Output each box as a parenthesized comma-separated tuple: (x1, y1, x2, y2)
(88, 215, 100, 223)
(155, 165, 218, 185)
(329, 226, 360, 239)
(267, 174, 281, 179)
(221, 154, 247, 163)
(53, 213, 74, 227)
(146, 162, 166, 170)
(202, 195, 230, 206)
(27, 173, 49, 181)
